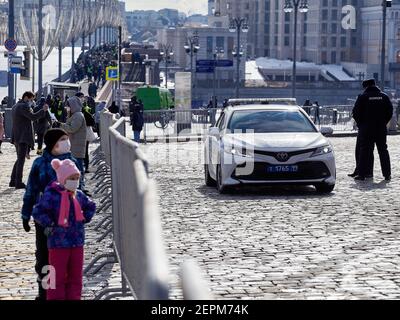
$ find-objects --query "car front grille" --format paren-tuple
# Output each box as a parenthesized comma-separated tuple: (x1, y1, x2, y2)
(253, 148, 317, 162)
(232, 161, 331, 181)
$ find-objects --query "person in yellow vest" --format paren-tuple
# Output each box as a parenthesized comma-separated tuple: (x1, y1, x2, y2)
(50, 95, 66, 122)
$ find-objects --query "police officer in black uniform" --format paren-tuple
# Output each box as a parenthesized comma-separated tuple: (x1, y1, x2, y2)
(352, 79, 393, 181)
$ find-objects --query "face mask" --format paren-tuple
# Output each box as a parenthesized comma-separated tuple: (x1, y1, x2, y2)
(55, 139, 71, 155)
(64, 179, 79, 192)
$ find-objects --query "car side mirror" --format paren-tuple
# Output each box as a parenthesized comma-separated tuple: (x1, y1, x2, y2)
(320, 127, 333, 136)
(208, 127, 220, 138)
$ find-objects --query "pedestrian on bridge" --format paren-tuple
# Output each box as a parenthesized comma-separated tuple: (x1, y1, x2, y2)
(33, 97, 52, 156)
(21, 128, 80, 300)
(32, 158, 96, 300)
(82, 99, 96, 173)
(95, 101, 107, 135)
(88, 82, 98, 98)
(352, 79, 393, 181)
(0, 111, 4, 154)
(108, 101, 120, 115)
(10, 92, 48, 189)
(129, 97, 144, 143)
(56, 96, 89, 195)
(50, 95, 66, 122)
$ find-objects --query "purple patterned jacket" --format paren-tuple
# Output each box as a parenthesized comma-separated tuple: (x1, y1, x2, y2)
(32, 182, 96, 249)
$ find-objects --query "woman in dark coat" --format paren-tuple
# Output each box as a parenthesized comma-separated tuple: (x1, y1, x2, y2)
(130, 99, 144, 143)
(34, 97, 52, 155)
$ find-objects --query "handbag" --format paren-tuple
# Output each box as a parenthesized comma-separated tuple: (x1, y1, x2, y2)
(86, 126, 97, 142)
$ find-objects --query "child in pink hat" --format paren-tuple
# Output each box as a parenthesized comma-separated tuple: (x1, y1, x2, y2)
(32, 159, 96, 300)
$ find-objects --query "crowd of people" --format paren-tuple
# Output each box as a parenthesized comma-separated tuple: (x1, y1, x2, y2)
(1, 89, 128, 300)
(70, 44, 118, 87)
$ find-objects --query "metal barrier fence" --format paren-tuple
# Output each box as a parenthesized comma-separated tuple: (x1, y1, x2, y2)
(140, 106, 359, 141)
(86, 110, 217, 300)
(181, 260, 213, 300)
(142, 109, 220, 141)
(86, 110, 173, 299)
(304, 105, 356, 132)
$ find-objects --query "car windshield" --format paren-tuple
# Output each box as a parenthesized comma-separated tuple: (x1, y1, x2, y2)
(227, 110, 317, 133)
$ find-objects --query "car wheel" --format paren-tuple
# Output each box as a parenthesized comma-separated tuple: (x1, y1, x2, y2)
(216, 164, 230, 194)
(204, 164, 216, 187)
(315, 183, 335, 194)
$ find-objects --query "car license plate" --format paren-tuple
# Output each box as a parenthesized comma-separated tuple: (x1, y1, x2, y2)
(267, 165, 299, 173)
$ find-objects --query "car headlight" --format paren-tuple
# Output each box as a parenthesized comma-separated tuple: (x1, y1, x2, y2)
(311, 145, 333, 157)
(224, 144, 253, 158)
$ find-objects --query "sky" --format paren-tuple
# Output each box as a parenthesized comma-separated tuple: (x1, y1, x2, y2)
(122, 0, 208, 16)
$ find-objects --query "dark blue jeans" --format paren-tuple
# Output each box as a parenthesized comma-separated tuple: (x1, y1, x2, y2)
(75, 158, 85, 190)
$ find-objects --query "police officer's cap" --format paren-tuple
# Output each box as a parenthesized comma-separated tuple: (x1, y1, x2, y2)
(362, 78, 376, 88)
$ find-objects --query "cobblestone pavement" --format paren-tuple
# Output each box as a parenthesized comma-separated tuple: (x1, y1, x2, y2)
(0, 142, 121, 300)
(141, 135, 400, 300)
(2, 135, 400, 300)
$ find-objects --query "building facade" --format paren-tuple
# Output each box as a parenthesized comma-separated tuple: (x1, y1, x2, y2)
(361, 0, 400, 88)
(157, 22, 247, 92)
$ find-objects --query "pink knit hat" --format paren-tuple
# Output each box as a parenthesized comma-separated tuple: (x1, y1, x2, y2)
(51, 159, 80, 185)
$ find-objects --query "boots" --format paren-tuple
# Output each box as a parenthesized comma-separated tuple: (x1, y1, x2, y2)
(35, 280, 47, 301)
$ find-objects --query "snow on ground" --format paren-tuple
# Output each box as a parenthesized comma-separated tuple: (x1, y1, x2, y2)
(249, 57, 356, 81)
(245, 60, 265, 81)
(321, 64, 355, 81)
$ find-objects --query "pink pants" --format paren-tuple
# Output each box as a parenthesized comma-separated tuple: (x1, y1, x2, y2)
(47, 247, 84, 300)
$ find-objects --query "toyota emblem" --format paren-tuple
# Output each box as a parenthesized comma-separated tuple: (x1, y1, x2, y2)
(276, 152, 289, 162)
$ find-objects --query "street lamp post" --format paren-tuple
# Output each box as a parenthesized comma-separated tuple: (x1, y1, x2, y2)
(284, 0, 309, 99)
(213, 47, 224, 110)
(229, 18, 249, 98)
(160, 44, 174, 89)
(38, 0, 43, 96)
(88, 0, 92, 50)
(381, 0, 392, 89)
(7, 0, 14, 108)
(184, 32, 200, 105)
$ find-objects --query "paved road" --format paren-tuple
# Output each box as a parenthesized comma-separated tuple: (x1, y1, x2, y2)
(1, 135, 400, 300)
(142, 135, 400, 300)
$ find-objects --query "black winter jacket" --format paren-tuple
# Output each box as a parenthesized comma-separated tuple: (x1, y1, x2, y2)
(352, 86, 393, 132)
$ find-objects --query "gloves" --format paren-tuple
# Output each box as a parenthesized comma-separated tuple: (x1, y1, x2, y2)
(44, 227, 53, 237)
(22, 219, 31, 233)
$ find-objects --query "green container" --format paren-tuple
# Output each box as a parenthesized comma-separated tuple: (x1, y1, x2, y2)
(135, 86, 174, 111)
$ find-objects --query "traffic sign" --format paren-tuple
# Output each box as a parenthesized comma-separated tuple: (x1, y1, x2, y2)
(196, 59, 233, 68)
(196, 66, 215, 73)
(216, 59, 234, 67)
(9, 56, 22, 74)
(4, 38, 17, 52)
(106, 66, 119, 81)
(197, 60, 214, 67)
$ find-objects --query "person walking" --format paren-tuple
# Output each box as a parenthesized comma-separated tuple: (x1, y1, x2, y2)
(303, 99, 312, 116)
(88, 82, 98, 98)
(82, 100, 96, 173)
(108, 101, 120, 114)
(352, 79, 393, 181)
(21, 128, 80, 300)
(32, 159, 96, 300)
(57, 96, 89, 195)
(10, 92, 48, 189)
(348, 93, 374, 179)
(51, 95, 66, 122)
(0, 111, 4, 154)
(95, 101, 107, 135)
(33, 97, 52, 155)
(314, 101, 321, 126)
(129, 97, 144, 143)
